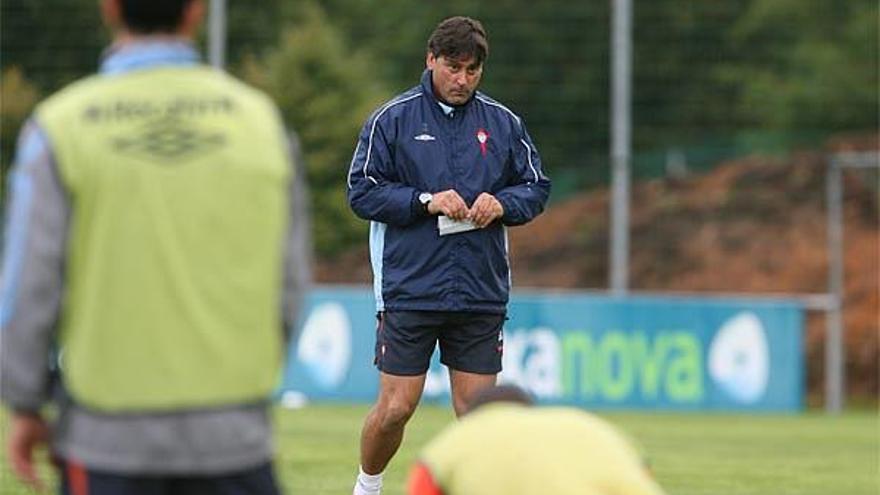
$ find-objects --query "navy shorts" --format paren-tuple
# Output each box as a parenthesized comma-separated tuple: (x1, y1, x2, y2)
(375, 310, 505, 376)
(60, 460, 281, 495)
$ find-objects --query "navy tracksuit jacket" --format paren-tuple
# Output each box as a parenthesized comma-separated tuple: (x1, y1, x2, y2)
(347, 70, 551, 314)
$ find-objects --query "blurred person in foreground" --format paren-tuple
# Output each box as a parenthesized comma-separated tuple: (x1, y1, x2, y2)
(407, 385, 667, 495)
(346, 15, 551, 495)
(0, 0, 301, 493)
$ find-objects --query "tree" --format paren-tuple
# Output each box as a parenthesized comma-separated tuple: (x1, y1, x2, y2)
(0, 69, 41, 182)
(241, 1, 390, 257)
(0, 0, 106, 91)
(721, 0, 878, 131)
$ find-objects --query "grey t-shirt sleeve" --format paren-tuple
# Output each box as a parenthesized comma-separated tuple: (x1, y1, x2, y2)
(0, 118, 70, 412)
(280, 129, 312, 342)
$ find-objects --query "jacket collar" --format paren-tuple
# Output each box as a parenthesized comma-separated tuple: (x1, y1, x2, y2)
(100, 40, 200, 75)
(420, 69, 475, 115)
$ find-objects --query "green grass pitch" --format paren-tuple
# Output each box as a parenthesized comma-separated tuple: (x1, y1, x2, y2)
(2, 405, 877, 494)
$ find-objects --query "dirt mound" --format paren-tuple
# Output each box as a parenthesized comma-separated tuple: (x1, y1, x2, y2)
(316, 139, 879, 398)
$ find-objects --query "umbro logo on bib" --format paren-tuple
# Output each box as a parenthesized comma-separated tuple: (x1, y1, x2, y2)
(113, 115, 225, 163)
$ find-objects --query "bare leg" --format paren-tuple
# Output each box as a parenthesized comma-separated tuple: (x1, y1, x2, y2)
(359, 372, 426, 474)
(449, 369, 497, 417)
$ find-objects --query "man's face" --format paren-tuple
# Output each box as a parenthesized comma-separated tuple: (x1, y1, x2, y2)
(427, 53, 483, 106)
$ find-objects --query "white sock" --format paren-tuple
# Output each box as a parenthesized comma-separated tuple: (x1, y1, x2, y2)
(353, 466, 383, 495)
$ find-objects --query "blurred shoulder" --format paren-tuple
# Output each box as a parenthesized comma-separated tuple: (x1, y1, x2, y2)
(36, 73, 106, 110)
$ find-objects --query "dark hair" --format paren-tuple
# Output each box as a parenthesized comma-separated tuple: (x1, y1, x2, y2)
(119, 0, 193, 34)
(465, 384, 534, 414)
(427, 16, 489, 66)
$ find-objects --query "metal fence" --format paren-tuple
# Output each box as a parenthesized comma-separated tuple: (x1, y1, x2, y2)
(1, 0, 877, 409)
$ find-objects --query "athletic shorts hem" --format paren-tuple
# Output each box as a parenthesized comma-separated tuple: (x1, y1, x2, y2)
(440, 358, 502, 375)
(375, 363, 430, 376)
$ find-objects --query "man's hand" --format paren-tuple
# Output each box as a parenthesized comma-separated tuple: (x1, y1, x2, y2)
(468, 193, 504, 228)
(427, 189, 469, 220)
(7, 412, 50, 491)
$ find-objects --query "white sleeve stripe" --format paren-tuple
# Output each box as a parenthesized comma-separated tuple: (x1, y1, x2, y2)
(520, 138, 539, 183)
(346, 140, 362, 189)
(361, 93, 423, 183)
(475, 95, 521, 125)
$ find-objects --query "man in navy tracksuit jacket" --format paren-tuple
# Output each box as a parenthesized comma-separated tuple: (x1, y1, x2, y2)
(346, 16, 551, 495)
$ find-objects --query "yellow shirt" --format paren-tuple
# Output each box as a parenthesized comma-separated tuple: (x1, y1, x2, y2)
(411, 404, 666, 495)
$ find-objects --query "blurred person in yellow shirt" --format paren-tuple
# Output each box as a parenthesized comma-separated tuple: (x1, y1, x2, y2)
(408, 385, 666, 495)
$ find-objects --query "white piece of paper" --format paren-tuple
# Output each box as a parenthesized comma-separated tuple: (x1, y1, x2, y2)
(438, 215, 478, 236)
